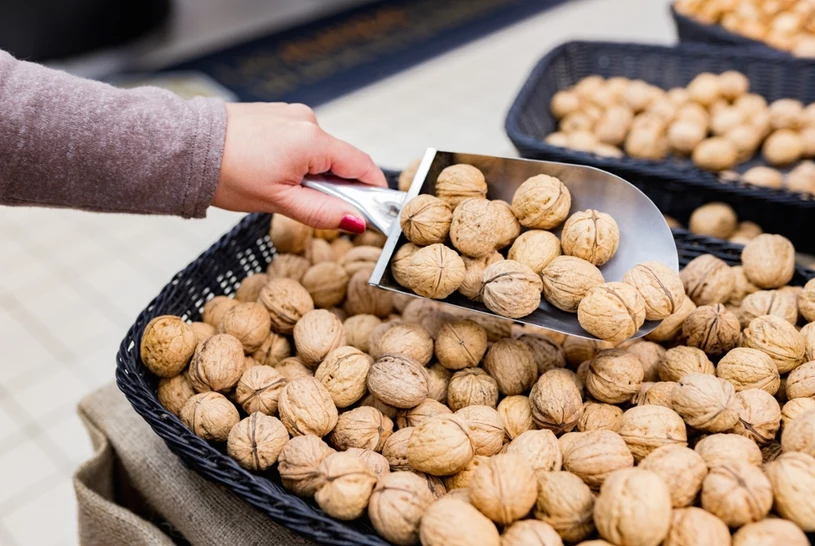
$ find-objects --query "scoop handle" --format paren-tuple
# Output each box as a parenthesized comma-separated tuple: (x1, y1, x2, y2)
(302, 175, 406, 234)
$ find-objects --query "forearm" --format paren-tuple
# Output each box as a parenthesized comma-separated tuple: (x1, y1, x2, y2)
(0, 50, 226, 218)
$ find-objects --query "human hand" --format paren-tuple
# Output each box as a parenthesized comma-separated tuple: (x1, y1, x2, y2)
(212, 102, 386, 233)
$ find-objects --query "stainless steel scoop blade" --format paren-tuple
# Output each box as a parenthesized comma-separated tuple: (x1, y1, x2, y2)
(303, 148, 678, 339)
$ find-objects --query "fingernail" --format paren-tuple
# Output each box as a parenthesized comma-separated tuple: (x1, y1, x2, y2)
(339, 215, 366, 234)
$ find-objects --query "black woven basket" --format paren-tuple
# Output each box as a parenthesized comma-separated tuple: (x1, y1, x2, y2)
(505, 40, 815, 253)
(671, 5, 793, 57)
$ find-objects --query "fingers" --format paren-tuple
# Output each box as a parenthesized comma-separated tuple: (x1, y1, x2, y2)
(275, 184, 367, 233)
(319, 133, 388, 188)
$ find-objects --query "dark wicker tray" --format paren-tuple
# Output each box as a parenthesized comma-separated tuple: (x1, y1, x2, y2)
(115, 188, 814, 544)
(504, 40, 815, 253)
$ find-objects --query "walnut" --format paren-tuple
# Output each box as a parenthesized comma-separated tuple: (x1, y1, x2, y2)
(585, 349, 643, 404)
(742, 234, 796, 289)
(501, 520, 562, 546)
(455, 405, 505, 456)
(560, 209, 620, 266)
(328, 406, 392, 452)
(397, 398, 451, 430)
(277, 434, 335, 496)
(717, 347, 780, 394)
(140, 316, 197, 377)
(235, 365, 287, 415)
(314, 346, 372, 408)
(342, 314, 381, 354)
(561, 430, 634, 490)
(419, 497, 500, 546)
(345, 448, 389, 479)
(258, 278, 314, 335)
(507, 230, 561, 274)
(189, 321, 216, 346)
(694, 433, 761, 468)
(740, 289, 799, 327)
(534, 470, 595, 542)
(786, 359, 815, 401)
(803, 323, 815, 362)
(511, 174, 571, 229)
(763, 129, 803, 166)
(251, 332, 290, 367)
(560, 338, 610, 369)
(639, 445, 707, 508)
(646, 296, 696, 343)
(407, 414, 474, 475)
(369, 471, 434, 546)
(379, 323, 434, 366)
(267, 253, 310, 282)
(740, 315, 806, 374)
(693, 137, 738, 171)
(404, 244, 466, 300)
(688, 202, 737, 239)
(732, 518, 810, 546)
(300, 262, 349, 309)
(157, 373, 195, 416)
(765, 452, 815, 530)
(732, 388, 781, 445)
(578, 402, 623, 432)
(367, 321, 400, 360)
(481, 339, 537, 395)
(682, 304, 741, 356)
(617, 405, 687, 462)
(235, 273, 269, 303)
(180, 392, 239, 442)
(517, 334, 567, 376)
(449, 198, 501, 258)
(491, 199, 521, 249)
(435, 164, 488, 208)
(441, 455, 487, 490)
(426, 363, 451, 404)
(622, 262, 685, 321)
(701, 461, 772, 527)
(680, 254, 735, 305)
(269, 215, 312, 254)
(781, 408, 815, 456)
(497, 396, 534, 439)
(633, 381, 677, 408)
(468, 453, 537, 525)
(578, 282, 646, 342)
(227, 413, 289, 471)
(541, 256, 605, 313)
(434, 319, 487, 371)
(390, 242, 418, 289)
(458, 252, 504, 300)
(382, 427, 413, 470)
(454, 309, 513, 341)
(529, 369, 583, 434)
(663, 507, 731, 546)
(447, 368, 499, 411)
(346, 268, 394, 317)
(481, 260, 542, 318)
(274, 356, 312, 381)
(302, 237, 333, 265)
(202, 296, 239, 327)
(188, 334, 244, 393)
(292, 309, 346, 367)
(400, 194, 453, 246)
(339, 245, 381, 277)
(314, 452, 377, 520)
(330, 237, 354, 261)
(277, 376, 338, 437)
(672, 373, 741, 432)
(594, 468, 672, 546)
(399, 158, 422, 192)
(729, 266, 761, 306)
(314, 228, 340, 242)
(216, 302, 271, 354)
(367, 354, 429, 409)
(782, 398, 815, 429)
(622, 341, 664, 383)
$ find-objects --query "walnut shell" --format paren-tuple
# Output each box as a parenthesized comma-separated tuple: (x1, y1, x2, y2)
(400, 194, 453, 246)
(329, 237, 354, 261)
(367, 321, 400, 360)
(300, 262, 349, 309)
(740, 289, 798, 327)
(407, 415, 474, 476)
(329, 406, 392, 451)
(426, 363, 451, 405)
(405, 244, 466, 299)
(594, 468, 672, 546)
(765, 451, 815, 530)
(639, 445, 707, 508)
(277, 434, 335, 496)
(342, 314, 381, 354)
(578, 282, 646, 343)
(314, 452, 377, 520)
(227, 413, 289, 471)
(663, 507, 731, 546)
(235, 365, 287, 415)
(419, 497, 500, 546)
(379, 323, 434, 366)
(541, 256, 605, 313)
(369, 471, 434, 545)
(688, 202, 738, 239)
(180, 392, 239, 442)
(449, 198, 501, 258)
(397, 398, 452, 430)
(507, 230, 561, 274)
(367, 354, 429, 409)
(491, 199, 522, 249)
(501, 520, 562, 546)
(314, 346, 372, 408)
(202, 296, 239, 327)
(534, 470, 595, 542)
(717, 347, 780, 394)
(680, 254, 735, 305)
(188, 334, 244, 393)
(742, 234, 796, 289)
(529, 369, 583, 434)
(560, 209, 620, 266)
(345, 447, 389, 479)
(585, 349, 644, 404)
(458, 252, 504, 301)
(339, 245, 382, 277)
(781, 408, 815, 456)
(578, 402, 623, 432)
(481, 260, 542, 318)
(694, 433, 762, 468)
(157, 373, 195, 416)
(740, 315, 806, 374)
(799, 278, 815, 322)
(621, 341, 664, 383)
(497, 396, 534, 439)
(382, 427, 413, 470)
(645, 296, 696, 343)
(482, 339, 537, 395)
(234, 273, 269, 304)
(455, 405, 505, 456)
(435, 164, 488, 208)
(561, 430, 634, 490)
(447, 368, 498, 411)
(189, 321, 216, 345)
(267, 253, 310, 282)
(732, 388, 781, 445)
(701, 461, 772, 527)
(274, 356, 312, 381)
(434, 319, 487, 370)
(623, 262, 685, 320)
(672, 373, 741, 432)
(781, 397, 815, 429)
(292, 309, 346, 367)
(506, 429, 562, 477)
(270, 215, 312, 254)
(682, 304, 741, 356)
(633, 381, 677, 408)
(518, 333, 567, 375)
(802, 323, 815, 362)
(305, 237, 335, 265)
(511, 175, 571, 229)
(729, 266, 760, 306)
(344, 268, 393, 317)
(258, 278, 314, 335)
(399, 159, 422, 191)
(217, 302, 272, 353)
(390, 242, 418, 289)
(617, 405, 687, 462)
(732, 518, 810, 546)
(468, 453, 537, 525)
(251, 332, 291, 367)
(278, 376, 338, 437)
(140, 316, 197, 378)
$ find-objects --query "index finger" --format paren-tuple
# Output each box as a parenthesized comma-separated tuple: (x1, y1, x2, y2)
(321, 134, 388, 188)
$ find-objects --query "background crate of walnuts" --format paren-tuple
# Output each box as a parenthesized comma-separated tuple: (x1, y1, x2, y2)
(132, 175, 815, 545)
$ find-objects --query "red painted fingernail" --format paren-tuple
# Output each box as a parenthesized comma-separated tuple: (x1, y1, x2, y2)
(339, 215, 366, 234)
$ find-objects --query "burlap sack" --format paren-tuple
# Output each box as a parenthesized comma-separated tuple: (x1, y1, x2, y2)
(74, 383, 316, 545)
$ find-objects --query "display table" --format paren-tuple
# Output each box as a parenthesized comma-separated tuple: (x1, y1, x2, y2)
(74, 383, 318, 546)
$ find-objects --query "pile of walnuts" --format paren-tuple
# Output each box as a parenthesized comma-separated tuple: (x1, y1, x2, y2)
(141, 211, 815, 546)
(675, 0, 815, 58)
(547, 72, 815, 195)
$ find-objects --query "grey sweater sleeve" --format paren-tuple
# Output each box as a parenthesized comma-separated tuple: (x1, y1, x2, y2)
(0, 50, 227, 218)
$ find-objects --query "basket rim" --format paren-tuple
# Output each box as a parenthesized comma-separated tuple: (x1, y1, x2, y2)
(504, 39, 815, 208)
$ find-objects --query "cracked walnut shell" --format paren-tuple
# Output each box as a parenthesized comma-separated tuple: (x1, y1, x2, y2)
(534, 470, 595, 543)
(180, 392, 239, 442)
(529, 369, 583, 434)
(258, 278, 314, 335)
(227, 413, 289, 471)
(315, 346, 372, 408)
(235, 365, 287, 415)
(683, 304, 740, 356)
(481, 260, 542, 318)
(623, 262, 685, 320)
(434, 164, 488, 208)
(511, 174, 571, 229)
(293, 309, 346, 367)
(561, 209, 620, 266)
(419, 497, 500, 546)
(277, 376, 338, 437)
(447, 368, 498, 411)
(368, 471, 434, 546)
(367, 354, 429, 409)
(328, 406, 393, 452)
(672, 373, 741, 432)
(680, 254, 735, 305)
(585, 349, 643, 404)
(617, 405, 687, 462)
(218, 302, 272, 353)
(449, 198, 501, 258)
(314, 452, 377, 520)
(188, 334, 244, 393)
(507, 230, 561, 274)
(740, 315, 806, 374)
(578, 282, 646, 343)
(742, 234, 795, 289)
(406, 244, 466, 299)
(277, 434, 335, 496)
(594, 468, 672, 546)
(140, 315, 197, 378)
(407, 414, 474, 476)
(639, 445, 707, 508)
(541, 256, 605, 313)
(701, 461, 773, 527)
(468, 453, 537, 525)
(400, 194, 452, 246)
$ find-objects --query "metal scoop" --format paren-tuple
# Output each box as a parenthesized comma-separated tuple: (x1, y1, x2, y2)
(303, 148, 678, 339)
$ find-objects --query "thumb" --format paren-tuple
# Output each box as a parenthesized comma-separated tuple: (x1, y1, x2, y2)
(274, 184, 368, 233)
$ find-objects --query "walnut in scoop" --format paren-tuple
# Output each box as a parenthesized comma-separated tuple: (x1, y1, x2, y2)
(680, 254, 735, 305)
(314, 452, 377, 520)
(468, 453, 537, 525)
(434, 164, 488, 208)
(541, 256, 605, 313)
(180, 392, 239, 442)
(314, 346, 372, 408)
(367, 354, 429, 409)
(560, 209, 620, 266)
(507, 230, 561, 274)
(227, 413, 289, 471)
(458, 252, 504, 301)
(449, 198, 501, 258)
(481, 260, 542, 319)
(399, 194, 453, 246)
(235, 365, 287, 415)
(511, 174, 571, 229)
(258, 278, 314, 335)
(682, 304, 740, 356)
(407, 414, 474, 476)
(491, 199, 521, 249)
(140, 315, 197, 377)
(277, 376, 338, 437)
(701, 461, 773, 527)
(390, 242, 418, 290)
(269, 215, 312, 254)
(406, 244, 466, 299)
(369, 471, 434, 546)
(188, 334, 245, 393)
(742, 234, 796, 289)
(578, 282, 645, 342)
(623, 261, 685, 320)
